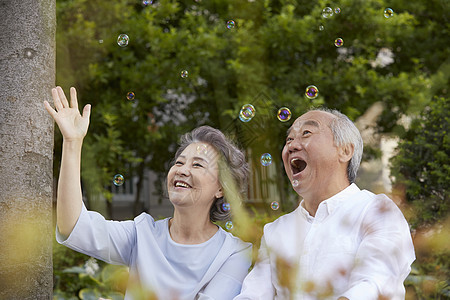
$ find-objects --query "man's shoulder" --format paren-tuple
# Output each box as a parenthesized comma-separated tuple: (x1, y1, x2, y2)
(263, 208, 300, 235)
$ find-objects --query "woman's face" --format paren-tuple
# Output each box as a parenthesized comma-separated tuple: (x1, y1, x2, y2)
(167, 142, 223, 210)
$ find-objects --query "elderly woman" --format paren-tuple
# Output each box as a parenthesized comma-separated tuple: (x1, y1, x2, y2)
(44, 87, 251, 300)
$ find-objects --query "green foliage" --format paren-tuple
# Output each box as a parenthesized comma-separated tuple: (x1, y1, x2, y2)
(390, 96, 449, 228)
(54, 0, 449, 212)
(53, 236, 128, 300)
(54, 0, 450, 297)
(405, 251, 450, 299)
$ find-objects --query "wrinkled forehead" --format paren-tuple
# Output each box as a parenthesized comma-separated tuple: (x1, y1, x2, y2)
(179, 142, 220, 162)
(287, 111, 335, 135)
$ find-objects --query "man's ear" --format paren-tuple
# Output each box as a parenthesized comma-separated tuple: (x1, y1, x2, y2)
(338, 143, 354, 163)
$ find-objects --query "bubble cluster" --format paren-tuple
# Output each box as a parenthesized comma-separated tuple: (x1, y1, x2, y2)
(117, 34, 129, 47)
(222, 202, 231, 212)
(305, 85, 319, 99)
(322, 7, 333, 18)
(384, 8, 394, 18)
(277, 107, 292, 122)
(271, 201, 280, 210)
(292, 180, 299, 187)
(239, 104, 255, 122)
(334, 38, 344, 47)
(334, 7, 341, 14)
(226, 20, 236, 29)
(225, 221, 233, 230)
(142, 0, 153, 6)
(113, 174, 124, 186)
(260, 153, 272, 166)
(127, 91, 135, 101)
(180, 70, 189, 78)
(196, 144, 208, 155)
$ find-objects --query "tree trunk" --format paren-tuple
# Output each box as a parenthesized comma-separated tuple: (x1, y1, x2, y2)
(133, 162, 145, 216)
(0, 0, 55, 298)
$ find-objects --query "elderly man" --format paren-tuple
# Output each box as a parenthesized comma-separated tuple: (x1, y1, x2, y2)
(235, 108, 415, 300)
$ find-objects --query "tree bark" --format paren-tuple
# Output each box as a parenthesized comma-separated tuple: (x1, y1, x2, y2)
(0, 0, 55, 298)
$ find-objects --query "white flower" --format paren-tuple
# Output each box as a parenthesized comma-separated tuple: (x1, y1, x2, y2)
(370, 47, 394, 68)
(337, 47, 354, 63)
(84, 257, 99, 276)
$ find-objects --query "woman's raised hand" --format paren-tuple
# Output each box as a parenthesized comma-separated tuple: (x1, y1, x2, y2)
(44, 86, 91, 141)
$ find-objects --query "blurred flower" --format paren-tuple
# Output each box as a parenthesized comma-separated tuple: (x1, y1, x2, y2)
(370, 48, 395, 68)
(84, 257, 99, 276)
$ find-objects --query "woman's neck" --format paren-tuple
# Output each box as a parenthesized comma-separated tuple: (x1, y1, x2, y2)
(169, 209, 218, 244)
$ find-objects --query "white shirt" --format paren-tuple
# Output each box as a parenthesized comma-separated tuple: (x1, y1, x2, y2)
(56, 203, 252, 300)
(235, 184, 415, 300)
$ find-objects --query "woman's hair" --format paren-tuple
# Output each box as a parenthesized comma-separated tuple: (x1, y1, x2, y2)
(173, 126, 249, 222)
(312, 108, 363, 183)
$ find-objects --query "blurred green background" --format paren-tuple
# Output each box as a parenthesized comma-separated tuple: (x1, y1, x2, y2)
(52, 0, 449, 299)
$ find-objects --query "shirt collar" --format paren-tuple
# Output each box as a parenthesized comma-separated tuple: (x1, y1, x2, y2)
(298, 183, 361, 221)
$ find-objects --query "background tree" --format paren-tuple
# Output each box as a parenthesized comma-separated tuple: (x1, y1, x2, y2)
(390, 96, 449, 229)
(52, 0, 449, 298)
(54, 0, 449, 216)
(0, 0, 55, 298)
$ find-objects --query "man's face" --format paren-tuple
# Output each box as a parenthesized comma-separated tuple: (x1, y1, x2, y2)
(282, 111, 342, 199)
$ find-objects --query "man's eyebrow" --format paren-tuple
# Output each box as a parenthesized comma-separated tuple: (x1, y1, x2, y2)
(286, 120, 320, 136)
(303, 120, 320, 128)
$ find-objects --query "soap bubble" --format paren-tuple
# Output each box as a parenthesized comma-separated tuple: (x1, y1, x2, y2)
(292, 180, 299, 187)
(261, 153, 272, 166)
(239, 104, 255, 122)
(334, 7, 341, 14)
(222, 203, 231, 212)
(126, 92, 135, 101)
(117, 34, 129, 47)
(225, 221, 233, 230)
(226, 20, 236, 29)
(322, 7, 333, 18)
(384, 8, 394, 18)
(305, 85, 319, 99)
(196, 144, 208, 155)
(113, 174, 124, 186)
(271, 201, 280, 210)
(142, 0, 153, 6)
(334, 38, 344, 47)
(319, 25, 324, 31)
(180, 70, 189, 78)
(277, 107, 292, 122)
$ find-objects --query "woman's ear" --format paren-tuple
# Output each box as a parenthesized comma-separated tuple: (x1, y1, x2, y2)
(338, 143, 354, 163)
(215, 187, 223, 199)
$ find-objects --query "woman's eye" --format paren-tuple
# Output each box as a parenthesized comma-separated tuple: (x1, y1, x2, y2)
(175, 161, 183, 165)
(286, 137, 293, 142)
(303, 130, 311, 135)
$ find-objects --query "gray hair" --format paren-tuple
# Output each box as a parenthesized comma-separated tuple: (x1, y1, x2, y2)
(173, 126, 249, 222)
(310, 108, 363, 183)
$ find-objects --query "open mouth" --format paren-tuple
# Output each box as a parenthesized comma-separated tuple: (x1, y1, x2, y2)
(174, 180, 192, 188)
(290, 158, 307, 175)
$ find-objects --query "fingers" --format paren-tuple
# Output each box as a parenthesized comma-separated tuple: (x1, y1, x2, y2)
(56, 86, 70, 108)
(82, 104, 91, 121)
(70, 87, 78, 109)
(52, 87, 64, 111)
(43, 100, 57, 119)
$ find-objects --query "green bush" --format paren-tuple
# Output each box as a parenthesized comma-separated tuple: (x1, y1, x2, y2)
(53, 236, 128, 299)
(390, 96, 449, 229)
